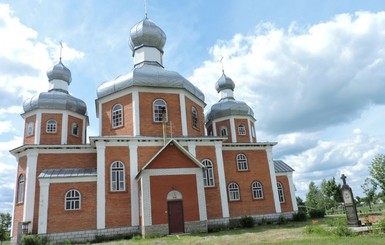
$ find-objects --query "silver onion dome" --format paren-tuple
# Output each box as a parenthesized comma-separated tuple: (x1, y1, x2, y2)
(46, 60, 72, 84)
(215, 72, 235, 92)
(23, 91, 87, 115)
(129, 16, 166, 53)
(206, 73, 254, 124)
(97, 63, 205, 102)
(23, 60, 87, 115)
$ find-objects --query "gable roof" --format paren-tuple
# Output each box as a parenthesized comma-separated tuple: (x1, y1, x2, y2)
(135, 139, 204, 179)
(274, 160, 295, 173)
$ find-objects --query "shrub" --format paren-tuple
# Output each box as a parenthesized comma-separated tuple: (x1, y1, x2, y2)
(376, 217, 385, 231)
(309, 209, 325, 218)
(277, 214, 288, 225)
(239, 216, 254, 228)
(303, 225, 327, 235)
(292, 211, 307, 222)
(332, 225, 355, 237)
(21, 235, 48, 245)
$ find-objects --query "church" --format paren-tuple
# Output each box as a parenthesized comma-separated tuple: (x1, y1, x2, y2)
(10, 13, 298, 244)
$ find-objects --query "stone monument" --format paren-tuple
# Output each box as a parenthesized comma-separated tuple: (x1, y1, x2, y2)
(341, 174, 360, 226)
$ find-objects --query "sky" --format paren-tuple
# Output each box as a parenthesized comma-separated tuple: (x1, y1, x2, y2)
(1, 0, 385, 214)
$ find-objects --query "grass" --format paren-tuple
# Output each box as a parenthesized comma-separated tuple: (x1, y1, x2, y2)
(91, 215, 385, 245)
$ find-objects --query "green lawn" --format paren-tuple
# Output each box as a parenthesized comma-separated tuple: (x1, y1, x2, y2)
(93, 216, 385, 245)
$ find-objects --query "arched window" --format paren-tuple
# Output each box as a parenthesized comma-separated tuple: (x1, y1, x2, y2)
(202, 159, 214, 187)
(46, 119, 57, 133)
(112, 104, 123, 128)
(17, 175, 25, 203)
(191, 106, 198, 129)
(111, 161, 125, 191)
(252, 181, 264, 199)
(220, 126, 228, 136)
(71, 122, 79, 136)
(65, 189, 81, 210)
(228, 182, 240, 201)
(27, 122, 34, 136)
(251, 126, 256, 138)
(277, 182, 285, 203)
(238, 124, 246, 135)
(236, 153, 248, 171)
(153, 99, 167, 122)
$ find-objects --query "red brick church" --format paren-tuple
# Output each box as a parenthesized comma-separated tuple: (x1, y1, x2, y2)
(10, 14, 297, 244)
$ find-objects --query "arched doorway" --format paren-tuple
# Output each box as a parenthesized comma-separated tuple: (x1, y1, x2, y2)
(167, 190, 184, 234)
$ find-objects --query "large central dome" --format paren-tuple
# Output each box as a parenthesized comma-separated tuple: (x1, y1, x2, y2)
(129, 16, 166, 53)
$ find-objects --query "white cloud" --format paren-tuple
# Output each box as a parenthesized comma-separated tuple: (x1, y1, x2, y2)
(189, 11, 385, 199)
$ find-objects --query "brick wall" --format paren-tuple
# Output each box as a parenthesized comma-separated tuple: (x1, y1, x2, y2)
(24, 115, 36, 144)
(277, 176, 294, 212)
(105, 146, 131, 228)
(101, 94, 133, 136)
(195, 146, 223, 219)
(12, 156, 27, 237)
(40, 113, 62, 144)
(67, 115, 84, 144)
(150, 175, 199, 224)
(234, 118, 250, 143)
(215, 120, 231, 143)
(223, 150, 276, 216)
(47, 182, 97, 233)
(185, 97, 205, 136)
(139, 92, 182, 137)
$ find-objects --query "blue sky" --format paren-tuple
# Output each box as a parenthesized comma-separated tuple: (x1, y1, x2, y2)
(1, 0, 385, 214)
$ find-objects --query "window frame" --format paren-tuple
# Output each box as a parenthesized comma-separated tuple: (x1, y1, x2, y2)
(27, 122, 34, 136)
(65, 189, 81, 210)
(17, 174, 25, 203)
(238, 124, 246, 135)
(220, 126, 228, 136)
(277, 182, 285, 203)
(202, 159, 215, 187)
(153, 99, 168, 123)
(112, 104, 123, 128)
(228, 182, 240, 201)
(252, 181, 264, 200)
(71, 122, 79, 136)
(191, 106, 199, 129)
(236, 153, 248, 171)
(46, 119, 57, 133)
(111, 161, 126, 191)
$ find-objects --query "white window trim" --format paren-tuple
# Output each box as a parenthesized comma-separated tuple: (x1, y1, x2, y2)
(17, 174, 25, 203)
(65, 189, 81, 210)
(46, 119, 57, 133)
(228, 182, 240, 201)
(277, 182, 285, 203)
(110, 161, 126, 191)
(220, 126, 228, 137)
(71, 122, 79, 136)
(236, 153, 248, 171)
(252, 181, 264, 200)
(238, 124, 246, 135)
(202, 159, 215, 187)
(191, 106, 198, 129)
(153, 99, 168, 123)
(27, 122, 34, 136)
(112, 104, 123, 128)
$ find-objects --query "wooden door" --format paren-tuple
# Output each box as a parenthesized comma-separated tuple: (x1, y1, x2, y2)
(168, 200, 184, 234)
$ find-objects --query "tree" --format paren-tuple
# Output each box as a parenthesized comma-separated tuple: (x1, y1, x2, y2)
(305, 181, 325, 210)
(320, 177, 342, 209)
(369, 154, 385, 193)
(361, 177, 377, 209)
(0, 213, 11, 241)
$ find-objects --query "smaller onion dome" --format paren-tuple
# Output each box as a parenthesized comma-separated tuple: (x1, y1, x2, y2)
(129, 16, 166, 53)
(215, 72, 235, 93)
(46, 60, 72, 84)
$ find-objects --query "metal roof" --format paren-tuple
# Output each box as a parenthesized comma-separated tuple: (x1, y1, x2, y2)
(39, 168, 97, 178)
(274, 160, 295, 173)
(206, 98, 254, 124)
(23, 90, 87, 115)
(129, 16, 166, 53)
(97, 63, 205, 101)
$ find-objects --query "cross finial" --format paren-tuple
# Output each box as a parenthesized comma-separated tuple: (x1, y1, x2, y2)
(341, 174, 347, 185)
(144, 0, 148, 18)
(59, 41, 63, 61)
(219, 56, 224, 73)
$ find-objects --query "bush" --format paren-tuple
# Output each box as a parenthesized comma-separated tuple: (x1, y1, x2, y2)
(309, 209, 325, 218)
(21, 235, 48, 245)
(277, 214, 288, 225)
(303, 225, 327, 235)
(332, 225, 355, 237)
(376, 217, 385, 231)
(239, 216, 254, 228)
(292, 211, 307, 222)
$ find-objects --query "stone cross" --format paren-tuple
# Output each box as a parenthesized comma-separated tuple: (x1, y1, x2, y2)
(341, 174, 347, 185)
